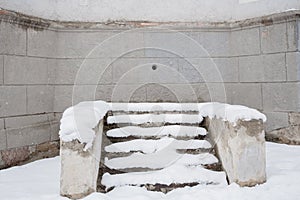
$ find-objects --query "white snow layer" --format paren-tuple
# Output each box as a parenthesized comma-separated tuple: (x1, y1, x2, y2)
(109, 102, 266, 124)
(1, 142, 300, 199)
(106, 125, 207, 138)
(59, 101, 110, 150)
(102, 165, 227, 188)
(198, 102, 266, 125)
(105, 137, 212, 153)
(109, 103, 200, 112)
(107, 113, 203, 124)
(59, 102, 266, 149)
(105, 152, 218, 170)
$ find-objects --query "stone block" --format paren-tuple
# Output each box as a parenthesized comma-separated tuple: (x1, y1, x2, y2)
(298, 20, 300, 51)
(50, 122, 60, 141)
(261, 23, 287, 53)
(0, 146, 31, 168)
(54, 85, 96, 112)
(5, 114, 49, 129)
(266, 125, 300, 145)
(60, 120, 103, 199)
(0, 22, 26, 55)
(54, 85, 114, 112)
(4, 56, 55, 84)
(239, 54, 286, 82)
(95, 85, 115, 102)
(146, 83, 199, 103)
(286, 52, 300, 81)
(27, 86, 54, 114)
(6, 123, 51, 149)
(197, 31, 231, 57)
(231, 27, 260, 56)
(0, 86, 27, 117)
(262, 83, 300, 112)
(207, 118, 266, 186)
(144, 31, 203, 58)
(27, 29, 58, 58)
(215, 57, 239, 82)
(53, 58, 113, 85)
(54, 86, 73, 112)
(0, 130, 7, 150)
(75, 58, 113, 85)
(0, 56, 3, 85)
(287, 21, 299, 51)
(227, 83, 263, 110)
(0, 119, 4, 130)
(57, 30, 143, 59)
(146, 84, 177, 102)
(192, 83, 215, 102)
(92, 31, 144, 58)
(289, 112, 300, 126)
(112, 57, 179, 84)
(178, 57, 238, 83)
(110, 84, 147, 102)
(177, 58, 205, 83)
(264, 112, 289, 132)
(200, 83, 230, 103)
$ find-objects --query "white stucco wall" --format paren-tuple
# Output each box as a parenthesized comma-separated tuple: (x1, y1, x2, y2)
(0, 0, 299, 22)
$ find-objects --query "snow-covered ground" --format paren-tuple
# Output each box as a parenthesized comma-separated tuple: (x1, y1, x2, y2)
(1, 142, 300, 200)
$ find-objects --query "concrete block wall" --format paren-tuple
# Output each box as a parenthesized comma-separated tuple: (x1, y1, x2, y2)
(52, 14, 300, 144)
(0, 9, 299, 168)
(0, 18, 60, 169)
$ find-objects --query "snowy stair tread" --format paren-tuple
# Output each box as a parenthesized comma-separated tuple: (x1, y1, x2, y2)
(105, 137, 212, 153)
(108, 103, 200, 112)
(106, 125, 207, 138)
(104, 152, 218, 170)
(101, 105, 227, 193)
(101, 165, 227, 189)
(107, 113, 203, 125)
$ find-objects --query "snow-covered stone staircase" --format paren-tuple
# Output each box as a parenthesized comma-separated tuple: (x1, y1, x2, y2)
(98, 104, 228, 193)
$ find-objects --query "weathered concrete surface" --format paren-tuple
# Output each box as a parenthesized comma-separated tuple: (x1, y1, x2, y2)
(266, 112, 300, 145)
(60, 120, 103, 199)
(206, 118, 266, 186)
(0, 141, 59, 169)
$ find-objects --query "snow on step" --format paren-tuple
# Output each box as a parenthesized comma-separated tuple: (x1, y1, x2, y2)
(105, 137, 212, 154)
(109, 103, 199, 112)
(106, 125, 207, 138)
(105, 152, 218, 170)
(107, 114, 203, 124)
(108, 102, 266, 125)
(101, 164, 227, 189)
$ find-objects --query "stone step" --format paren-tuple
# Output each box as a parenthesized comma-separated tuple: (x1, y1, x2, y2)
(107, 113, 203, 125)
(105, 148, 214, 160)
(110, 110, 200, 116)
(101, 165, 227, 192)
(108, 103, 200, 113)
(105, 125, 207, 138)
(104, 137, 212, 154)
(104, 152, 219, 170)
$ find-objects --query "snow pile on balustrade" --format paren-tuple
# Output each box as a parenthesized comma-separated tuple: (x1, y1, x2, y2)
(59, 101, 110, 150)
(198, 102, 266, 125)
(59, 102, 266, 150)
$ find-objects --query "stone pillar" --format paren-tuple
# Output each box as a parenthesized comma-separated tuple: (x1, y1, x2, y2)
(60, 120, 103, 199)
(207, 118, 266, 186)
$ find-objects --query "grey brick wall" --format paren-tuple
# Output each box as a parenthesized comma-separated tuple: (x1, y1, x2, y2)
(0, 11, 300, 167)
(0, 20, 59, 168)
